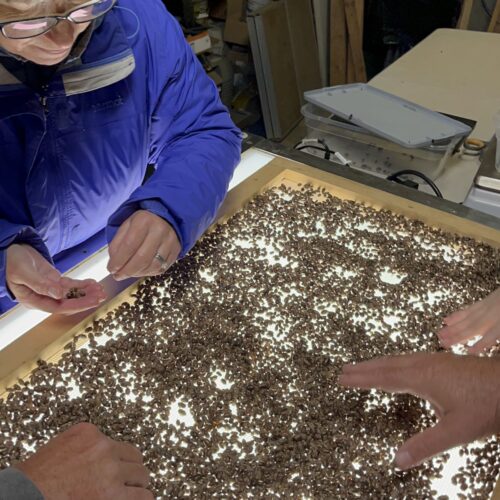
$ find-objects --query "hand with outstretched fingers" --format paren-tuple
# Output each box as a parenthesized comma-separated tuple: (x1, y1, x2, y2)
(438, 288, 500, 354)
(6, 244, 106, 314)
(339, 352, 500, 470)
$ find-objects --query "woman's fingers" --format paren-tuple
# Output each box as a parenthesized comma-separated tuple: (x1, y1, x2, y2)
(119, 462, 151, 489)
(55, 284, 107, 315)
(109, 211, 181, 280)
(108, 217, 146, 275)
(114, 229, 164, 280)
(340, 353, 453, 408)
(20, 275, 64, 300)
(7, 244, 66, 298)
(59, 277, 98, 289)
(8, 258, 64, 300)
(13, 281, 106, 314)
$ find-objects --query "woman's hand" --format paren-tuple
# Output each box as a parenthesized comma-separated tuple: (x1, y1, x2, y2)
(438, 288, 500, 354)
(339, 353, 500, 470)
(107, 210, 181, 281)
(6, 244, 106, 314)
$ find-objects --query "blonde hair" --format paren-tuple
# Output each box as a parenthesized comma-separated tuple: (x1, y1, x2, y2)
(0, 0, 89, 21)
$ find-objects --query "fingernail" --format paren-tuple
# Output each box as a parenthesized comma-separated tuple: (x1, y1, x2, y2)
(49, 287, 60, 299)
(395, 451, 413, 470)
(114, 274, 126, 281)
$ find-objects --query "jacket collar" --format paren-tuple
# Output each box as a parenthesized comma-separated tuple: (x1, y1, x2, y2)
(0, 6, 135, 96)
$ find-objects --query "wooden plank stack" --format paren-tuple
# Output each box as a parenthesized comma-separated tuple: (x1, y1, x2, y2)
(330, 0, 366, 85)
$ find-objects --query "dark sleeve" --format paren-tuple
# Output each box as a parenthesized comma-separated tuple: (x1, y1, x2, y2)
(0, 468, 44, 500)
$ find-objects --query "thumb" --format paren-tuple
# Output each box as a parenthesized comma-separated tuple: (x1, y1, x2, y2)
(395, 414, 474, 470)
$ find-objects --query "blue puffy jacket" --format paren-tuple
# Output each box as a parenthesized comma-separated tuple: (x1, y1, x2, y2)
(0, 0, 242, 313)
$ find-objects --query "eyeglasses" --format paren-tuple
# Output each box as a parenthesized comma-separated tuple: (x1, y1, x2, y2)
(0, 0, 116, 39)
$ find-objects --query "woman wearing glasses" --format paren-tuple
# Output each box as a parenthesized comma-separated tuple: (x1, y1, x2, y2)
(0, 0, 239, 498)
(0, 0, 241, 315)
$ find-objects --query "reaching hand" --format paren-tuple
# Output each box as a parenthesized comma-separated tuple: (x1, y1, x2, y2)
(107, 210, 181, 281)
(6, 244, 106, 314)
(15, 423, 153, 500)
(339, 352, 500, 470)
(438, 288, 500, 354)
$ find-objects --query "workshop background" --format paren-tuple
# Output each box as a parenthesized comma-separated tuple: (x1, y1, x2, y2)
(162, 0, 496, 141)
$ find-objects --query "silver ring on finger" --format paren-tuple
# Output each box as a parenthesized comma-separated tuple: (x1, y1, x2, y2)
(154, 252, 169, 271)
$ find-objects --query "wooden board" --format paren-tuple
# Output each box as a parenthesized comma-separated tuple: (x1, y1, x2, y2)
(248, 2, 302, 140)
(284, 0, 322, 103)
(457, 0, 474, 30)
(345, 0, 366, 82)
(346, 0, 365, 82)
(489, 0, 500, 33)
(330, 0, 347, 85)
(0, 155, 499, 497)
(330, 0, 365, 84)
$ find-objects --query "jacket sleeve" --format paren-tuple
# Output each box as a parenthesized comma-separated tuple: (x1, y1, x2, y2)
(0, 468, 44, 500)
(107, 5, 242, 257)
(0, 221, 52, 300)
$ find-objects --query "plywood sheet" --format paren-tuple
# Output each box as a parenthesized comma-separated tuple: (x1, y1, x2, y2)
(330, 0, 347, 85)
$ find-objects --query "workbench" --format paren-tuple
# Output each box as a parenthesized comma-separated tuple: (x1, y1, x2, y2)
(370, 28, 500, 203)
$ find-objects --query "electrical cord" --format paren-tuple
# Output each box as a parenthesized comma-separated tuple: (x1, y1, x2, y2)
(294, 139, 332, 161)
(295, 145, 332, 160)
(387, 169, 443, 198)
